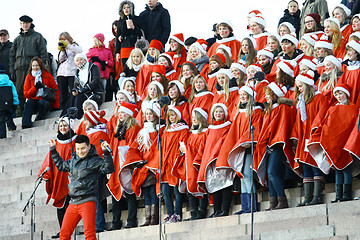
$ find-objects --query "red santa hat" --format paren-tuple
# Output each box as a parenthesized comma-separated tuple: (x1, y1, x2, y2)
(239, 85, 257, 99)
(58, 116, 75, 130)
(148, 39, 163, 52)
(325, 17, 341, 29)
(169, 33, 184, 46)
(82, 98, 99, 112)
(335, 4, 351, 17)
(211, 103, 228, 119)
(94, 33, 104, 44)
(277, 60, 297, 77)
(168, 105, 182, 119)
(84, 110, 106, 126)
(216, 44, 232, 58)
(217, 68, 233, 79)
(153, 65, 166, 76)
(193, 107, 208, 120)
(346, 40, 360, 54)
(279, 22, 296, 34)
(314, 38, 334, 50)
(257, 48, 274, 60)
(301, 34, 318, 47)
(119, 102, 138, 118)
(249, 15, 267, 28)
(248, 63, 264, 73)
(214, 53, 227, 65)
(169, 80, 185, 95)
(324, 55, 342, 70)
(333, 83, 351, 97)
(299, 58, 318, 71)
(159, 52, 175, 65)
(281, 33, 298, 46)
(190, 39, 208, 55)
(231, 62, 247, 74)
(295, 70, 315, 86)
(184, 61, 197, 69)
(248, 10, 263, 18)
(267, 82, 287, 98)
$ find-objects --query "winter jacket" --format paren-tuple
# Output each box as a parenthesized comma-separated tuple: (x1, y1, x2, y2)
(9, 27, 48, 73)
(299, 0, 329, 37)
(57, 43, 83, 77)
(115, 15, 142, 53)
(278, 9, 301, 38)
(73, 62, 104, 104)
(87, 46, 114, 79)
(0, 73, 19, 107)
(23, 70, 60, 109)
(0, 41, 12, 76)
(139, 2, 171, 47)
(50, 144, 115, 204)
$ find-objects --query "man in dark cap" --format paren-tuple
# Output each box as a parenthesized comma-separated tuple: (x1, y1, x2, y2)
(0, 29, 12, 78)
(9, 15, 48, 116)
(206, 23, 220, 49)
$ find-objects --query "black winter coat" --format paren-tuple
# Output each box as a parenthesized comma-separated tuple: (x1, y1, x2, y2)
(51, 144, 115, 204)
(139, 2, 171, 47)
(73, 62, 104, 104)
(0, 41, 12, 76)
(278, 9, 301, 38)
(115, 15, 142, 53)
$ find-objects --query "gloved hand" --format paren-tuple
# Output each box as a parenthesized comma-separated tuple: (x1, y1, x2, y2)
(78, 86, 89, 94)
(35, 81, 45, 89)
(58, 40, 68, 51)
(99, 60, 107, 71)
(90, 56, 100, 63)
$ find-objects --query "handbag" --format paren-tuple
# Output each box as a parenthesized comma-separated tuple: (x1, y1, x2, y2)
(135, 29, 149, 54)
(42, 87, 57, 103)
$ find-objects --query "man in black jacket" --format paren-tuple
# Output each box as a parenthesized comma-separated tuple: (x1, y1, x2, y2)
(0, 29, 12, 78)
(139, 0, 171, 47)
(49, 135, 114, 240)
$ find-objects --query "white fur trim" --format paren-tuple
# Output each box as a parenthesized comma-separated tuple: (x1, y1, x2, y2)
(268, 82, 287, 98)
(216, 44, 232, 58)
(149, 81, 164, 94)
(193, 107, 209, 120)
(168, 106, 182, 119)
(333, 86, 350, 97)
(211, 103, 228, 119)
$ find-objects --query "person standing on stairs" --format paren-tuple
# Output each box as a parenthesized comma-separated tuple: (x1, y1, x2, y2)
(39, 117, 76, 239)
(48, 134, 114, 240)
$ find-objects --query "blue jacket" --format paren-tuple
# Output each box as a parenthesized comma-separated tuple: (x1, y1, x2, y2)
(0, 73, 19, 105)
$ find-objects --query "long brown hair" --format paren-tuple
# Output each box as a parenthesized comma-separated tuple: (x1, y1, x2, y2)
(188, 75, 209, 104)
(263, 86, 278, 115)
(27, 56, 47, 74)
(294, 82, 315, 104)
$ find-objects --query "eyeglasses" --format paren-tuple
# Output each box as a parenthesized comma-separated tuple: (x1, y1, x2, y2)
(305, 20, 315, 24)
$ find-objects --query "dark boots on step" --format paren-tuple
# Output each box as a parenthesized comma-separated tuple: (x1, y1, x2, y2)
(307, 179, 324, 205)
(140, 205, 151, 227)
(266, 196, 278, 211)
(331, 184, 343, 203)
(150, 204, 159, 225)
(275, 196, 289, 209)
(298, 182, 314, 207)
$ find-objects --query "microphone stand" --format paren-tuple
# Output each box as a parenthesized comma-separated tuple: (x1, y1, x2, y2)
(23, 175, 45, 240)
(248, 80, 256, 240)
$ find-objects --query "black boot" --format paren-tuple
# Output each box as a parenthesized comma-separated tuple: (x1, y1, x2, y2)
(140, 205, 151, 227)
(298, 182, 314, 206)
(150, 204, 159, 225)
(331, 184, 343, 203)
(275, 196, 289, 209)
(265, 196, 278, 211)
(307, 179, 324, 205)
(210, 191, 222, 217)
(124, 193, 138, 228)
(183, 210, 198, 221)
(342, 184, 352, 201)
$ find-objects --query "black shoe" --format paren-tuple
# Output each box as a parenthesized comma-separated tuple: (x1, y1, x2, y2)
(51, 232, 60, 239)
(22, 125, 32, 129)
(123, 222, 137, 229)
(77, 231, 84, 235)
(96, 229, 105, 233)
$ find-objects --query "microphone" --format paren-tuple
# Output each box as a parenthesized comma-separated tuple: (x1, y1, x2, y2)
(37, 167, 50, 180)
(155, 96, 170, 107)
(248, 71, 265, 81)
(99, 139, 112, 153)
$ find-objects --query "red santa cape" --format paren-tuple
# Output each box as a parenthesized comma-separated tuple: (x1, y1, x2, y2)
(135, 63, 157, 96)
(39, 136, 76, 208)
(307, 103, 358, 174)
(207, 37, 241, 62)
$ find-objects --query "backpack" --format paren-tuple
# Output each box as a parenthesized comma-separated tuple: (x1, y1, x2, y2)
(0, 86, 13, 110)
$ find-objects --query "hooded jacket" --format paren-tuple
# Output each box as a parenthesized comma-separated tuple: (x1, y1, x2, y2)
(139, 2, 171, 47)
(50, 144, 115, 204)
(278, 9, 301, 38)
(0, 41, 12, 76)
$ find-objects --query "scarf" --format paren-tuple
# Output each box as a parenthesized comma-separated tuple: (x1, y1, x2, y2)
(78, 62, 89, 87)
(133, 63, 143, 72)
(114, 120, 127, 141)
(296, 93, 307, 122)
(32, 70, 43, 97)
(136, 122, 155, 151)
(57, 129, 76, 141)
(147, 55, 156, 63)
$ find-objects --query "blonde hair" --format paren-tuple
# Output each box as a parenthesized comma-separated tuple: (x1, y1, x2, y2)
(165, 109, 181, 131)
(115, 114, 138, 133)
(295, 82, 315, 104)
(93, 38, 103, 47)
(325, 20, 342, 52)
(191, 110, 209, 133)
(146, 48, 161, 63)
(187, 45, 203, 60)
(217, 73, 231, 102)
(144, 85, 163, 101)
(126, 48, 145, 69)
(299, 39, 315, 57)
(318, 66, 339, 92)
(211, 106, 226, 124)
(188, 75, 209, 103)
(263, 86, 278, 115)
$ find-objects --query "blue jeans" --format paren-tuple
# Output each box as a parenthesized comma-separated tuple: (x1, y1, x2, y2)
(241, 152, 257, 194)
(335, 165, 352, 185)
(162, 183, 184, 216)
(303, 163, 324, 179)
(142, 184, 158, 206)
(267, 146, 286, 197)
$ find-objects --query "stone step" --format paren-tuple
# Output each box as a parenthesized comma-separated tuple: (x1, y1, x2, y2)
(259, 225, 335, 240)
(0, 232, 43, 240)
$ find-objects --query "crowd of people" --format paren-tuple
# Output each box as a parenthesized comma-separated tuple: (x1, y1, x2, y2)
(2, 0, 360, 239)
